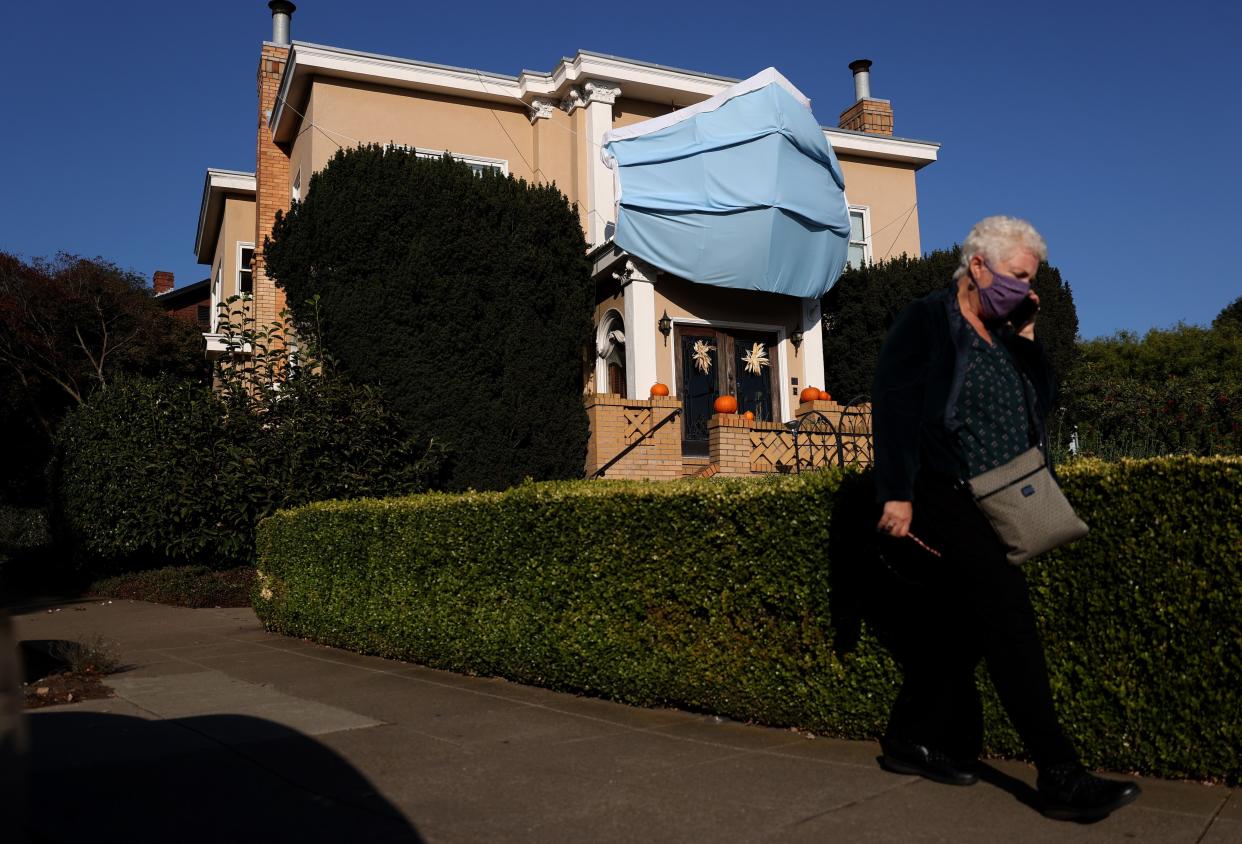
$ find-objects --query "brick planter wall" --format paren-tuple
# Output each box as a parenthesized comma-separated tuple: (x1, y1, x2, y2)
(585, 394, 683, 481)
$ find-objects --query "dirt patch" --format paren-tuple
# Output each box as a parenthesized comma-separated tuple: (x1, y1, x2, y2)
(24, 670, 114, 709)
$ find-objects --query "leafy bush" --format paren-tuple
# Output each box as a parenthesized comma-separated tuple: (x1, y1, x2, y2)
(0, 252, 204, 507)
(255, 457, 1241, 783)
(89, 565, 255, 608)
(54, 358, 445, 574)
(821, 248, 1079, 401)
(264, 147, 594, 491)
(1062, 323, 1241, 456)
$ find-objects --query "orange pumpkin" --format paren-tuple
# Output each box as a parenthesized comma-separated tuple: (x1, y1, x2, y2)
(650, 382, 670, 397)
(800, 386, 821, 403)
(818, 389, 832, 402)
(713, 395, 738, 414)
(742, 410, 755, 421)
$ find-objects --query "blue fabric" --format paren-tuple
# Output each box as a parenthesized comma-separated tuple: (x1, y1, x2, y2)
(604, 80, 850, 299)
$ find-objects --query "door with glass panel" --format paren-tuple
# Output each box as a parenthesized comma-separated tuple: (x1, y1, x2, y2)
(675, 326, 779, 455)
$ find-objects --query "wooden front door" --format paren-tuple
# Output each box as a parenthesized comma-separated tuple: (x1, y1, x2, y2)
(675, 326, 779, 455)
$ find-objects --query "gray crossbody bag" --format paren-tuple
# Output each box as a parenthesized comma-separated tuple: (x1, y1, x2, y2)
(966, 447, 1088, 565)
(964, 357, 1088, 565)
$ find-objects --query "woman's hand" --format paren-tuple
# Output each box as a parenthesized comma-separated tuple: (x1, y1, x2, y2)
(1018, 292, 1040, 340)
(877, 501, 913, 538)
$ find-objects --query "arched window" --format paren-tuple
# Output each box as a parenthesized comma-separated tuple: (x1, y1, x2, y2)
(596, 310, 626, 397)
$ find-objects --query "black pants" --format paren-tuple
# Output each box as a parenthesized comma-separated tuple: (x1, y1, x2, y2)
(871, 475, 1079, 770)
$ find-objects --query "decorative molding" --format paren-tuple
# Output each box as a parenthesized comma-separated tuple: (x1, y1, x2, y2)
(612, 257, 659, 287)
(528, 96, 556, 123)
(561, 86, 586, 113)
(583, 79, 621, 105)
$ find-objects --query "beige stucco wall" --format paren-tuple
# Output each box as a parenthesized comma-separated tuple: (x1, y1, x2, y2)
(301, 78, 534, 180)
(210, 196, 257, 304)
(612, 97, 675, 129)
(837, 155, 922, 262)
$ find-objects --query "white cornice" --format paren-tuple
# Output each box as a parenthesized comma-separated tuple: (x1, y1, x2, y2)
(823, 128, 939, 169)
(271, 42, 737, 144)
(194, 169, 256, 265)
(267, 42, 941, 170)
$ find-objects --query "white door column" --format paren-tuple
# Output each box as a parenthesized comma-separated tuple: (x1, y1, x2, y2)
(621, 258, 658, 399)
(799, 296, 827, 396)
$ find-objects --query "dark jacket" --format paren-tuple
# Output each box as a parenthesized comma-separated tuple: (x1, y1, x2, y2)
(872, 285, 1056, 503)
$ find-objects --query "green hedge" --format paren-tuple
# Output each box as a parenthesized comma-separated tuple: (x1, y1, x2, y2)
(255, 457, 1241, 782)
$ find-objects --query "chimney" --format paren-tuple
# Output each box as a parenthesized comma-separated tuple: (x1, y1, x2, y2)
(269, 1, 295, 46)
(153, 271, 174, 295)
(838, 59, 894, 137)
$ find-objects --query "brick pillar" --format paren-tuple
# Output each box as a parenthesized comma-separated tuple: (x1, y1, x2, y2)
(585, 394, 682, 481)
(254, 43, 290, 329)
(152, 271, 174, 295)
(708, 414, 752, 476)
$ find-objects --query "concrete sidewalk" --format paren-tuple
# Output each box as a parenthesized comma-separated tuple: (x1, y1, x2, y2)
(8, 598, 1237, 843)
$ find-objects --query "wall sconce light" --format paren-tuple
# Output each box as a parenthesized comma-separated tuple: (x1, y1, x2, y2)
(790, 328, 804, 351)
(658, 310, 672, 345)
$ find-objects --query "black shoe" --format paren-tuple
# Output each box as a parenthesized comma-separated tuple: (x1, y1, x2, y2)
(879, 737, 979, 786)
(1037, 763, 1141, 822)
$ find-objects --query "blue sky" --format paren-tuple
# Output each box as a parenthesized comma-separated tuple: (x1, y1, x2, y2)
(1, 0, 1238, 339)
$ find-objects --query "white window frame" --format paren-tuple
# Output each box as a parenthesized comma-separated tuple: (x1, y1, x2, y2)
(210, 264, 222, 333)
(847, 205, 872, 269)
(384, 143, 508, 177)
(237, 241, 255, 297)
(595, 309, 626, 397)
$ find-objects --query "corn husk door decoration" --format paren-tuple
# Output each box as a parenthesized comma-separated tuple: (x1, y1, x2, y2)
(692, 340, 716, 374)
(742, 342, 770, 375)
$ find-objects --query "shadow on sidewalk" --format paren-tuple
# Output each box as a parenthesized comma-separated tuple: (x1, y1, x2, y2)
(23, 711, 423, 843)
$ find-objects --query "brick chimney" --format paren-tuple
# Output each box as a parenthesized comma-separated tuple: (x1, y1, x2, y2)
(153, 270, 174, 295)
(838, 59, 893, 136)
(253, 1, 295, 329)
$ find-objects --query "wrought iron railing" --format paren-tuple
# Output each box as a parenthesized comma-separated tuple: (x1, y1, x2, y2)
(789, 396, 873, 472)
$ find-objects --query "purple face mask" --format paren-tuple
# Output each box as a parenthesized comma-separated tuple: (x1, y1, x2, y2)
(977, 260, 1031, 320)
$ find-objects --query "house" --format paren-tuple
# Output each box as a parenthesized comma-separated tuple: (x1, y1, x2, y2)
(152, 271, 211, 331)
(193, 1, 939, 479)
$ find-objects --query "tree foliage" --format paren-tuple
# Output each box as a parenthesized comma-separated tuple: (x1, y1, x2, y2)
(264, 147, 594, 491)
(0, 252, 203, 504)
(1060, 321, 1241, 456)
(53, 302, 446, 574)
(820, 248, 1079, 401)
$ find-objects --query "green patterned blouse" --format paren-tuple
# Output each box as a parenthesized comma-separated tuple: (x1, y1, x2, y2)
(955, 333, 1034, 478)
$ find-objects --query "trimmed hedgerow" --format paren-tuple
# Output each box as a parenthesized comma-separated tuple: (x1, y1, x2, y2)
(255, 457, 1241, 782)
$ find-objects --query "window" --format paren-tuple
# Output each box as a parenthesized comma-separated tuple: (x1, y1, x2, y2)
(196, 305, 210, 327)
(847, 207, 871, 269)
(596, 310, 626, 398)
(384, 143, 508, 177)
(238, 243, 254, 295)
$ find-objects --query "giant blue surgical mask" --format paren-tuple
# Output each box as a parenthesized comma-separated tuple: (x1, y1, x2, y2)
(978, 260, 1031, 320)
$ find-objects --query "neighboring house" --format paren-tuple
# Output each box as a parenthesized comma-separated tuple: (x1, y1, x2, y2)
(193, 169, 256, 357)
(194, 1, 940, 478)
(152, 271, 211, 331)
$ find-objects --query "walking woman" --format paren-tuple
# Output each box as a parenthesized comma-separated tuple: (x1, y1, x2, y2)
(870, 216, 1140, 822)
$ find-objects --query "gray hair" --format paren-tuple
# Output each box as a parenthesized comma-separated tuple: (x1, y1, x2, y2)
(953, 216, 1048, 280)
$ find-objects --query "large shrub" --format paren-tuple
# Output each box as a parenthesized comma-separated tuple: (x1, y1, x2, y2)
(54, 365, 444, 574)
(264, 147, 594, 491)
(256, 457, 1241, 783)
(0, 252, 203, 506)
(821, 248, 1079, 401)
(1060, 322, 1242, 456)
